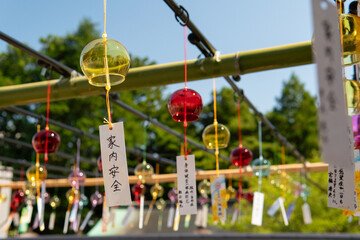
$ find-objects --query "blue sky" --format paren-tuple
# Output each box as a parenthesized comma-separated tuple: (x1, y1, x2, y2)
(0, 0, 318, 113)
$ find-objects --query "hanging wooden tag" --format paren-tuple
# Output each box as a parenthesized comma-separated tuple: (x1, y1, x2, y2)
(99, 122, 131, 207)
(176, 155, 197, 215)
(210, 175, 227, 222)
(251, 192, 264, 226)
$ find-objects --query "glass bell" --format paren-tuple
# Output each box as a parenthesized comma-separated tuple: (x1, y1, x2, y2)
(168, 88, 203, 122)
(150, 184, 164, 199)
(23, 181, 37, 197)
(198, 179, 211, 196)
(251, 157, 271, 177)
(44, 192, 50, 204)
(132, 183, 146, 204)
(355, 136, 360, 149)
(300, 184, 310, 198)
(80, 38, 130, 87)
(230, 146, 253, 167)
(32, 130, 61, 154)
(237, 190, 254, 203)
(11, 189, 25, 211)
(80, 193, 89, 207)
(226, 186, 236, 201)
(50, 195, 61, 209)
(97, 156, 102, 172)
(202, 123, 230, 149)
(68, 170, 87, 187)
(0, 193, 6, 203)
(353, 115, 360, 137)
(168, 188, 178, 201)
(155, 198, 166, 210)
(134, 162, 154, 181)
(26, 165, 47, 182)
(198, 195, 209, 205)
(90, 191, 103, 207)
(66, 188, 80, 203)
(341, 14, 360, 66)
(346, 79, 360, 116)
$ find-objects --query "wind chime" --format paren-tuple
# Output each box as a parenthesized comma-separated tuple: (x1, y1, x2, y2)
(80, 0, 132, 219)
(251, 120, 271, 226)
(202, 78, 230, 223)
(30, 67, 60, 232)
(229, 96, 253, 224)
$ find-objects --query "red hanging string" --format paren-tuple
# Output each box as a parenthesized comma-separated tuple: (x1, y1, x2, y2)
(20, 167, 24, 181)
(237, 100, 242, 193)
(237, 100, 242, 148)
(183, 25, 190, 158)
(44, 74, 52, 165)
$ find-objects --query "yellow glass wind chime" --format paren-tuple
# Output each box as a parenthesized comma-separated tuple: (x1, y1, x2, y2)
(202, 77, 230, 223)
(80, 0, 130, 130)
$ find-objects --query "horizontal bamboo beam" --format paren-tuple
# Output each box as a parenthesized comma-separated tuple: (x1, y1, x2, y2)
(0, 162, 327, 189)
(0, 42, 312, 108)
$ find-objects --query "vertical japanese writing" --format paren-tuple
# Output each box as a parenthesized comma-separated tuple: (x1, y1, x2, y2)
(99, 122, 131, 207)
(176, 155, 197, 215)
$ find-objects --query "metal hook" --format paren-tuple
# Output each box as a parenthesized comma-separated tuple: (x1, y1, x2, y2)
(175, 5, 189, 27)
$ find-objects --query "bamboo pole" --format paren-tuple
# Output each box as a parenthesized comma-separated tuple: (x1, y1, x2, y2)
(0, 162, 327, 189)
(0, 42, 312, 108)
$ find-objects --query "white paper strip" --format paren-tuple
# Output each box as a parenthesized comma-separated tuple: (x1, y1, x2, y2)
(173, 204, 180, 231)
(80, 210, 93, 231)
(231, 208, 239, 226)
(167, 206, 175, 228)
(63, 211, 70, 234)
(99, 122, 131, 207)
(194, 208, 202, 226)
(201, 204, 208, 228)
(13, 212, 20, 227)
(286, 202, 296, 220)
(251, 192, 264, 226)
(279, 197, 289, 226)
(26, 204, 33, 224)
(176, 155, 197, 215)
(139, 195, 144, 229)
(312, 0, 354, 166)
(267, 197, 281, 217)
(122, 205, 134, 226)
(328, 164, 357, 210)
(302, 203, 312, 224)
(49, 212, 56, 230)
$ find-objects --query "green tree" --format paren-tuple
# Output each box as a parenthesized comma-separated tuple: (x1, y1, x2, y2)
(266, 73, 319, 161)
